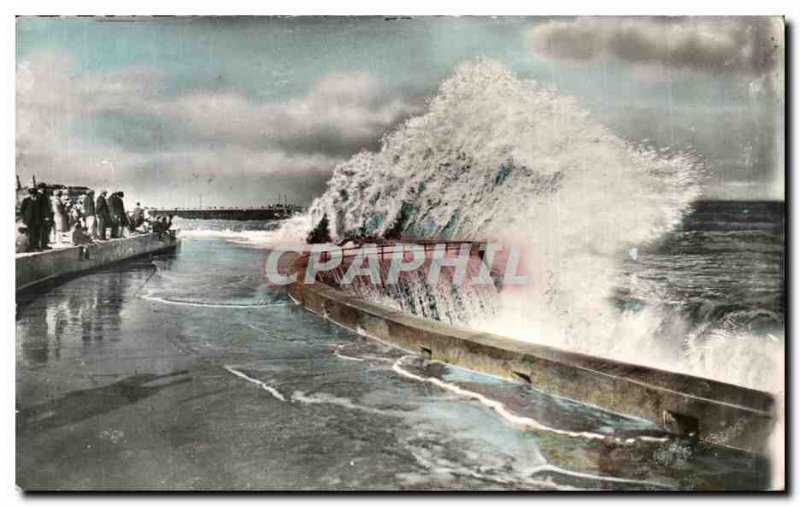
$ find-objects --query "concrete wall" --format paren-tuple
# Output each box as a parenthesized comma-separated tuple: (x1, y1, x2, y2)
(287, 253, 776, 455)
(16, 234, 178, 291)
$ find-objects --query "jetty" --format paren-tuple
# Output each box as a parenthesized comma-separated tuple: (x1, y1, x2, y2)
(285, 242, 777, 455)
(151, 205, 303, 221)
(16, 232, 179, 292)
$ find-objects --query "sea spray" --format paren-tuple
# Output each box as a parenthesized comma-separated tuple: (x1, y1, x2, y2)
(274, 60, 781, 464)
(300, 60, 723, 374)
(177, 214, 312, 247)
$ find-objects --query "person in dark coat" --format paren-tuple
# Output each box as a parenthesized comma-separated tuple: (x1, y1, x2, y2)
(95, 190, 110, 240)
(107, 192, 125, 239)
(108, 191, 128, 238)
(83, 190, 96, 238)
(20, 188, 41, 251)
(117, 192, 129, 230)
(37, 183, 54, 250)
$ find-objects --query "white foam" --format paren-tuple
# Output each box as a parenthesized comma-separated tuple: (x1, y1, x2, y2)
(531, 463, 671, 489)
(402, 424, 668, 490)
(222, 365, 287, 402)
(333, 349, 366, 362)
(178, 214, 312, 248)
(142, 294, 288, 309)
(291, 390, 394, 417)
(392, 355, 668, 446)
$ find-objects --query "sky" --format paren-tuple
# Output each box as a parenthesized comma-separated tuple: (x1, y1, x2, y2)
(16, 16, 785, 207)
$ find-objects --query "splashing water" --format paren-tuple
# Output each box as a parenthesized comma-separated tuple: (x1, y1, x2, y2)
(301, 60, 712, 366)
(300, 60, 782, 387)
(273, 60, 782, 476)
(177, 214, 312, 247)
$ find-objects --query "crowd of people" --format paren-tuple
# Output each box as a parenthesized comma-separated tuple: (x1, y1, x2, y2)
(17, 183, 173, 253)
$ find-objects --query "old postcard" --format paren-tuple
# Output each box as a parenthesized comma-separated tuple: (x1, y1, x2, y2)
(15, 15, 785, 491)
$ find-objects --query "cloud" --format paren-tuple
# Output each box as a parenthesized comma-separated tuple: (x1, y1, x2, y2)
(171, 72, 421, 157)
(526, 17, 784, 94)
(16, 49, 168, 171)
(16, 49, 421, 205)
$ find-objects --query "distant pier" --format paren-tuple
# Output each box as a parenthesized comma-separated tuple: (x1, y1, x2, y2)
(152, 206, 303, 221)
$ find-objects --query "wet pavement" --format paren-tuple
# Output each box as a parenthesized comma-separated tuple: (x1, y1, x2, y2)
(15, 238, 772, 491)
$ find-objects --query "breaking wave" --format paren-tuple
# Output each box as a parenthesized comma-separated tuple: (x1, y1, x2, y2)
(176, 215, 312, 247)
(254, 59, 782, 482)
(287, 60, 782, 396)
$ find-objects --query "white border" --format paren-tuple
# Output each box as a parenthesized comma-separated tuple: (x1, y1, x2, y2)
(3, 0, 799, 15)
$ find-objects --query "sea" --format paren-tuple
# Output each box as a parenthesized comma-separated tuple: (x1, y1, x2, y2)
(16, 200, 782, 490)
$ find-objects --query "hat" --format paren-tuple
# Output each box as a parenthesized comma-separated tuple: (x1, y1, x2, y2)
(36, 182, 46, 189)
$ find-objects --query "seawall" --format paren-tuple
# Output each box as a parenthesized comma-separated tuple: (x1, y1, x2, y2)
(16, 233, 178, 291)
(286, 252, 776, 455)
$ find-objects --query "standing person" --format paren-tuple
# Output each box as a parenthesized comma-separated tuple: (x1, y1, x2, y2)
(108, 191, 128, 238)
(142, 208, 157, 232)
(37, 183, 54, 250)
(20, 188, 41, 252)
(95, 190, 110, 240)
(117, 192, 130, 234)
(67, 201, 79, 229)
(52, 190, 69, 245)
(152, 215, 165, 239)
(131, 202, 144, 230)
(83, 190, 96, 238)
(107, 192, 120, 238)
